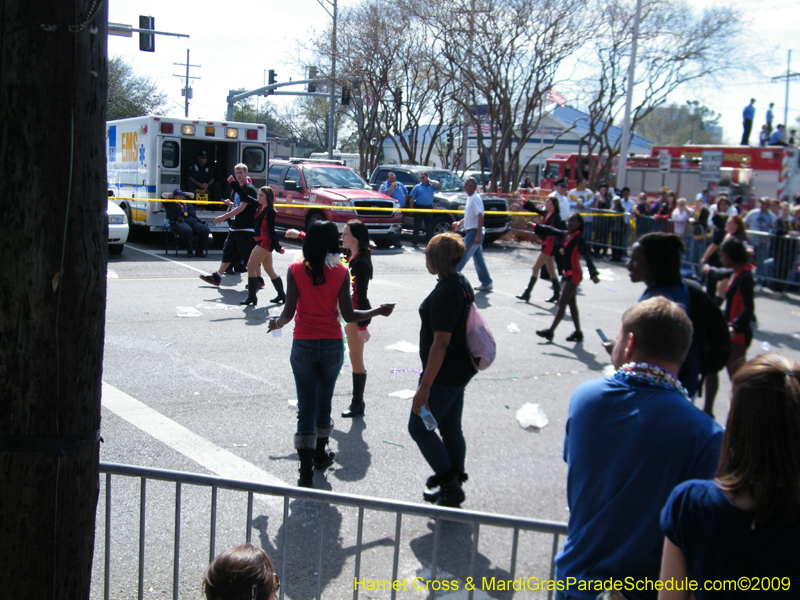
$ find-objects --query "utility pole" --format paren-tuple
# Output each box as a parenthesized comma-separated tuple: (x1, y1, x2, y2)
(315, 0, 338, 158)
(616, 0, 643, 190)
(174, 49, 200, 118)
(771, 50, 798, 128)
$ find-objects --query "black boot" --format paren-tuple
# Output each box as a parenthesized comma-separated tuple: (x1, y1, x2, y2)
(436, 470, 466, 508)
(516, 275, 537, 302)
(240, 277, 259, 305)
(342, 372, 366, 418)
(313, 421, 335, 469)
(294, 433, 316, 488)
(546, 279, 561, 303)
(423, 472, 468, 504)
(270, 277, 286, 303)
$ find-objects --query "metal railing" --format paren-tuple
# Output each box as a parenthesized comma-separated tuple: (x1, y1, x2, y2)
(96, 463, 568, 600)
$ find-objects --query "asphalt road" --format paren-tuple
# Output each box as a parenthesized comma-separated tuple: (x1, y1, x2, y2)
(94, 231, 800, 599)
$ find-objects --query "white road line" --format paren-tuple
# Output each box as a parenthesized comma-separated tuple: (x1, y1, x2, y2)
(126, 244, 209, 274)
(101, 382, 285, 510)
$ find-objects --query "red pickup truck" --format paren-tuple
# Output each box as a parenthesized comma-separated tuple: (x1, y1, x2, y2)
(268, 158, 403, 248)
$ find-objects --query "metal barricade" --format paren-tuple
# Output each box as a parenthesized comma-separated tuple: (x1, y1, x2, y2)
(95, 463, 568, 600)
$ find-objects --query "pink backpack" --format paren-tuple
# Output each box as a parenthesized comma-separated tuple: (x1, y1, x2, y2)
(459, 277, 496, 370)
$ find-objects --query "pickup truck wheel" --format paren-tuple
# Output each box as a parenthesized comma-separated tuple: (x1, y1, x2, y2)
(306, 212, 326, 229)
(431, 216, 454, 236)
(483, 233, 502, 245)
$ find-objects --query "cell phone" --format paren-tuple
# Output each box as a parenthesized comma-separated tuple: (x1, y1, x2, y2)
(596, 328, 609, 343)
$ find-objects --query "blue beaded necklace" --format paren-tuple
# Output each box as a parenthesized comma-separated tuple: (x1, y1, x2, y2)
(616, 362, 689, 400)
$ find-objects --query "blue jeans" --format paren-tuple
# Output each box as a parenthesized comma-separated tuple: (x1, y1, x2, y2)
(290, 339, 344, 434)
(457, 229, 492, 287)
(408, 382, 466, 476)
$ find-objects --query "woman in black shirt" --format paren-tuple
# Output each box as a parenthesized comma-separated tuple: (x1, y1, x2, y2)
(410, 233, 477, 508)
(340, 220, 374, 418)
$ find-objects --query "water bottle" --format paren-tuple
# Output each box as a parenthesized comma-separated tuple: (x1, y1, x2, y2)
(271, 309, 283, 338)
(761, 341, 770, 352)
(419, 405, 437, 431)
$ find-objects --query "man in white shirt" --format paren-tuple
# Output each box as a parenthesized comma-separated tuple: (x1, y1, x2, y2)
(455, 178, 493, 291)
(553, 178, 571, 220)
(568, 177, 595, 248)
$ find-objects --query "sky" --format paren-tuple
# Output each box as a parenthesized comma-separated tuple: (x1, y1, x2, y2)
(108, 0, 799, 146)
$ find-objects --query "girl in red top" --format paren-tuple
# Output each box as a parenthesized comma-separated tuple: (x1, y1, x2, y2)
(268, 221, 394, 488)
(340, 220, 374, 418)
(534, 212, 600, 343)
(516, 194, 563, 303)
(241, 186, 285, 306)
(704, 236, 756, 379)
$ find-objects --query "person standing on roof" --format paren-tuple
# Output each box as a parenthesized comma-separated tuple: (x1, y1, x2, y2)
(741, 99, 756, 145)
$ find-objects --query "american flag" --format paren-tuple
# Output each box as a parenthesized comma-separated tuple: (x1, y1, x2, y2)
(546, 87, 567, 108)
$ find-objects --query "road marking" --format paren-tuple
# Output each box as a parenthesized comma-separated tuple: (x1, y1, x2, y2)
(126, 244, 209, 274)
(101, 382, 285, 510)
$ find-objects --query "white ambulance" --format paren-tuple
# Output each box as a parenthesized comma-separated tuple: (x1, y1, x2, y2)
(106, 116, 269, 241)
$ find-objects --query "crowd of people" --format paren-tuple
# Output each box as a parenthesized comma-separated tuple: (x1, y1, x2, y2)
(181, 173, 798, 599)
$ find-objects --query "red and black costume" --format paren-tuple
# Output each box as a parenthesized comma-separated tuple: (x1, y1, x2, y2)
(254, 205, 282, 252)
(533, 223, 598, 285)
(348, 252, 372, 329)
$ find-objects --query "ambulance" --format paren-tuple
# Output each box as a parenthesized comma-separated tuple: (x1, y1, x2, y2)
(106, 115, 269, 240)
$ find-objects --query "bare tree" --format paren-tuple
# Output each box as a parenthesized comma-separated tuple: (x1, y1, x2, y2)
(310, 0, 459, 176)
(409, 0, 590, 192)
(1, 1, 107, 598)
(575, 0, 743, 187)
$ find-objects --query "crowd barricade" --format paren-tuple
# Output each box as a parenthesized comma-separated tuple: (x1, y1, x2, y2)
(95, 463, 568, 600)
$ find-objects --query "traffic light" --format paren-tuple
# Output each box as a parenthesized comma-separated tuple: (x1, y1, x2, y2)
(341, 86, 351, 106)
(394, 89, 402, 106)
(308, 66, 317, 93)
(139, 15, 154, 52)
(267, 70, 277, 95)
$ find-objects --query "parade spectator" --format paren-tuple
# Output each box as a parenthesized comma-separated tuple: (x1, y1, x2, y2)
(516, 194, 563, 303)
(517, 176, 535, 194)
(199, 164, 259, 286)
(379, 172, 409, 207)
(340, 220, 375, 418)
(759, 124, 770, 147)
(593, 184, 612, 256)
(767, 201, 796, 293)
(627, 233, 701, 398)
(769, 124, 788, 146)
(766, 101, 775, 135)
(410, 232, 477, 508)
(556, 296, 723, 599)
(708, 195, 737, 218)
(609, 195, 627, 262)
(634, 192, 651, 236)
(619, 187, 636, 214)
(162, 189, 210, 257)
(203, 543, 279, 600)
(744, 198, 777, 271)
(671, 197, 690, 237)
(267, 221, 394, 487)
(186, 150, 221, 204)
(454, 177, 493, 292)
(553, 178, 572, 222)
(741, 98, 755, 145)
(658, 353, 800, 600)
(567, 177, 594, 247)
(408, 171, 439, 249)
(534, 212, 600, 343)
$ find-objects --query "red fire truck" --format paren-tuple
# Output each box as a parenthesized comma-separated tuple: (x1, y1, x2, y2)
(540, 146, 799, 201)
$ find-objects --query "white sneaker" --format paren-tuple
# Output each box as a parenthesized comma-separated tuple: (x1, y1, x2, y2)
(475, 283, 493, 291)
